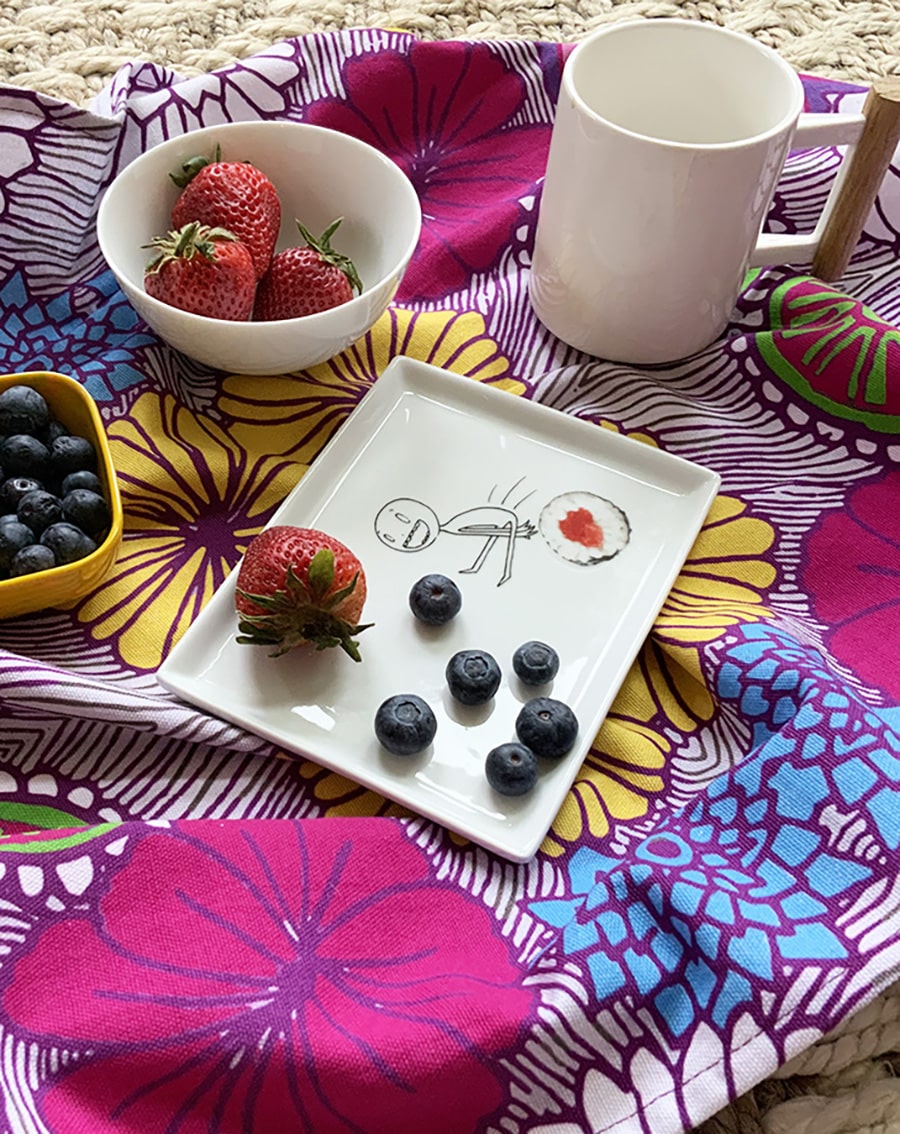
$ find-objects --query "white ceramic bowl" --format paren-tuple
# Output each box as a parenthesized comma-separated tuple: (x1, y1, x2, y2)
(97, 121, 422, 375)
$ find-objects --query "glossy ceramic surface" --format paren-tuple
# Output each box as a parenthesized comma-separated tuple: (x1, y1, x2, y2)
(530, 19, 864, 364)
(157, 358, 721, 860)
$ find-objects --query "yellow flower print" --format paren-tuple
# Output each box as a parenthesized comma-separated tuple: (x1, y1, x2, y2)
(540, 493, 777, 857)
(218, 307, 520, 461)
(296, 762, 413, 819)
(75, 392, 301, 670)
(657, 494, 777, 643)
(549, 716, 667, 849)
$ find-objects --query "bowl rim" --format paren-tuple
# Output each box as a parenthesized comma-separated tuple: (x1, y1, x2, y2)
(0, 369, 124, 603)
(96, 120, 423, 330)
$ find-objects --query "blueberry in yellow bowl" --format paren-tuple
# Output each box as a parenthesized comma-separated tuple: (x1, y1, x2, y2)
(0, 370, 123, 619)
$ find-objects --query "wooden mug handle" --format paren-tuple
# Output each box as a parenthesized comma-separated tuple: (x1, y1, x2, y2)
(812, 78, 900, 281)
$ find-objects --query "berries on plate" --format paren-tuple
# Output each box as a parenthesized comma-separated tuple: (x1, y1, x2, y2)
(515, 697, 579, 759)
(445, 649, 501, 706)
(253, 219, 362, 321)
(374, 694, 437, 756)
(170, 146, 281, 279)
(235, 525, 372, 661)
(408, 573, 462, 625)
(485, 742, 538, 796)
(512, 640, 560, 686)
(144, 222, 256, 321)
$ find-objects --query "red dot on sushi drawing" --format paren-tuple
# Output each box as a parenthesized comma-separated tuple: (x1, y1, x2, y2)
(558, 507, 604, 549)
(539, 491, 630, 565)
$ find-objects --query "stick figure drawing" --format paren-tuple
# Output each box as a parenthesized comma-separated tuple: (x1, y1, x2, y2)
(375, 484, 632, 586)
(374, 480, 537, 586)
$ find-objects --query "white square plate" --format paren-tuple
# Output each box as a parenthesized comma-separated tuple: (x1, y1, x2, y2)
(157, 358, 720, 861)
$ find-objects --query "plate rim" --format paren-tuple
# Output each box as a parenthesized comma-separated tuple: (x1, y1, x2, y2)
(157, 357, 722, 861)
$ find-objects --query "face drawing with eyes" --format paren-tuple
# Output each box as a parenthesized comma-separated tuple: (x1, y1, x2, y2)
(374, 499, 441, 552)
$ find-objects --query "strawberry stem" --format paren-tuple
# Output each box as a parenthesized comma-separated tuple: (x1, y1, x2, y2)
(306, 549, 335, 601)
(170, 143, 222, 187)
(143, 222, 238, 274)
(235, 560, 372, 661)
(295, 218, 363, 295)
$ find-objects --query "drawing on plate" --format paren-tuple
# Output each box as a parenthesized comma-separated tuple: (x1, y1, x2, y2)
(374, 483, 632, 584)
(373, 478, 537, 586)
(539, 491, 631, 564)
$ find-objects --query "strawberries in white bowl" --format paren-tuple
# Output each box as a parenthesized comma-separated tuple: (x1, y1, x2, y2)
(143, 223, 257, 321)
(254, 220, 362, 321)
(97, 121, 421, 374)
(143, 147, 364, 325)
(170, 145, 281, 280)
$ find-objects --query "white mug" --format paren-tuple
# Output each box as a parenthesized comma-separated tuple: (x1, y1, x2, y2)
(529, 19, 867, 365)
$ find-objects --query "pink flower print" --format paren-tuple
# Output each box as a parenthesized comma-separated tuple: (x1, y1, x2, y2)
(3, 819, 534, 1133)
(304, 41, 550, 300)
(802, 471, 900, 699)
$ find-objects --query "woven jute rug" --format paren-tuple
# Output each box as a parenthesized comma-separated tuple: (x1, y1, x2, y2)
(2, 0, 900, 106)
(2, 2, 900, 1133)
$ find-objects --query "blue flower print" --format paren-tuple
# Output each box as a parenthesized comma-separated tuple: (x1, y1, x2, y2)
(0, 269, 155, 401)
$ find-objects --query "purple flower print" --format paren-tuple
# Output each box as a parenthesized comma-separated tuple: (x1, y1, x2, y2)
(304, 41, 550, 300)
(803, 471, 900, 700)
(3, 819, 534, 1133)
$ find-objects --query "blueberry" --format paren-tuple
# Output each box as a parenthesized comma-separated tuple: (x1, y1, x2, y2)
(50, 434, 96, 476)
(0, 477, 44, 509)
(512, 640, 560, 686)
(0, 513, 20, 526)
(18, 490, 63, 536)
(10, 543, 55, 577)
(446, 649, 501, 706)
(41, 418, 69, 445)
(485, 742, 538, 796)
(515, 697, 579, 759)
(0, 435, 50, 479)
(61, 469, 102, 496)
(0, 385, 50, 436)
(374, 694, 437, 755)
(0, 522, 36, 571)
(409, 573, 462, 625)
(40, 522, 97, 565)
(62, 488, 110, 540)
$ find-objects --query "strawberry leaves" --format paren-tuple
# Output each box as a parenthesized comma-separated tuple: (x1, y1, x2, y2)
(143, 222, 239, 274)
(170, 144, 223, 188)
(236, 545, 373, 661)
(295, 219, 363, 296)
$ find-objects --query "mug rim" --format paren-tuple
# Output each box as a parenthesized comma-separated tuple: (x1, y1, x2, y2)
(562, 18, 806, 152)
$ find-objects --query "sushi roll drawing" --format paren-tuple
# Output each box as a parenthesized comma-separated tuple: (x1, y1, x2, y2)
(539, 491, 630, 565)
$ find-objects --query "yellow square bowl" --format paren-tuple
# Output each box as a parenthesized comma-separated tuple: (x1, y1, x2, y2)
(0, 370, 123, 619)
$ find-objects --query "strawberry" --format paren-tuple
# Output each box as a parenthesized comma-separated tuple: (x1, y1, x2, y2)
(235, 526, 372, 661)
(253, 219, 363, 321)
(143, 222, 256, 321)
(171, 147, 281, 279)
